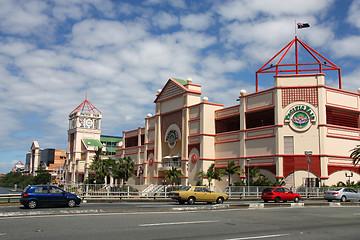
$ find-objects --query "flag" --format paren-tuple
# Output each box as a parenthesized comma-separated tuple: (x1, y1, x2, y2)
(297, 23, 310, 29)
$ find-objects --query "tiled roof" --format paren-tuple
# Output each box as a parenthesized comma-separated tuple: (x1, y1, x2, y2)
(83, 139, 103, 148)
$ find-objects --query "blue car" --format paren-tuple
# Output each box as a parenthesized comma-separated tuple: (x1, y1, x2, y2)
(20, 185, 81, 209)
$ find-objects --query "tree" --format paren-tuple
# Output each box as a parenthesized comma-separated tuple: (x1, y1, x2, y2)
(197, 163, 225, 187)
(248, 166, 261, 185)
(32, 165, 51, 185)
(89, 148, 113, 184)
(224, 161, 243, 186)
(112, 156, 135, 184)
(164, 166, 184, 185)
(351, 145, 360, 167)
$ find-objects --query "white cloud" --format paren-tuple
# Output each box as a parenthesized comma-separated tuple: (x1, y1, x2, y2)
(180, 13, 213, 31)
(331, 36, 360, 58)
(216, 0, 334, 21)
(0, 0, 51, 36)
(347, 0, 360, 29)
(52, 0, 116, 21)
(341, 67, 360, 92)
(145, 0, 187, 9)
(70, 19, 149, 48)
(152, 11, 179, 29)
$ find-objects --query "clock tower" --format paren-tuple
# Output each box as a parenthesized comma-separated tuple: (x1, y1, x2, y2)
(65, 97, 102, 183)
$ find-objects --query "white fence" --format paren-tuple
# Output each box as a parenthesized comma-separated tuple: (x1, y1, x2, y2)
(61, 184, 354, 199)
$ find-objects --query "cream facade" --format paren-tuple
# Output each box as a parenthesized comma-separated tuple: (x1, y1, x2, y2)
(64, 99, 103, 184)
(117, 74, 360, 188)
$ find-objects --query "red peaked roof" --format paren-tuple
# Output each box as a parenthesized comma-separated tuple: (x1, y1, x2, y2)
(255, 36, 341, 92)
(69, 99, 102, 115)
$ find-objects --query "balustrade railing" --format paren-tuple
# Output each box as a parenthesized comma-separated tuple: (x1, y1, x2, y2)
(59, 184, 353, 199)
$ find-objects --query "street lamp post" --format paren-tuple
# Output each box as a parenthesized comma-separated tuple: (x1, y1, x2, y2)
(246, 158, 250, 196)
(305, 151, 312, 188)
(345, 172, 353, 184)
(139, 165, 143, 188)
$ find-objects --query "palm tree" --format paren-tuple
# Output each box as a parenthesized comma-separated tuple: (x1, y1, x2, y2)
(89, 148, 113, 184)
(164, 166, 184, 185)
(224, 161, 243, 186)
(112, 157, 135, 184)
(197, 163, 225, 187)
(248, 166, 261, 185)
(351, 145, 360, 166)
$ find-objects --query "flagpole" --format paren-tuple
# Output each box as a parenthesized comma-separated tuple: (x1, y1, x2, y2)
(295, 20, 297, 37)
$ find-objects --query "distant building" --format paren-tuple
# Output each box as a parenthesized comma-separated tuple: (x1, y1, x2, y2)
(12, 161, 24, 173)
(101, 135, 123, 156)
(24, 141, 66, 183)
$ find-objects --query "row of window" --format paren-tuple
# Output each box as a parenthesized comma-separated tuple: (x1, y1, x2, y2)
(123, 107, 359, 146)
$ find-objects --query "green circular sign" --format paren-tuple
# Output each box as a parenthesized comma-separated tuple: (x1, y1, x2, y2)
(166, 130, 178, 148)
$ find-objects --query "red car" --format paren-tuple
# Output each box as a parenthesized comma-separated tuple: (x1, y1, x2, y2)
(261, 187, 301, 203)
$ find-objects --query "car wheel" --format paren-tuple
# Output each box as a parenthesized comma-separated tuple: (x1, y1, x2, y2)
(294, 197, 299, 203)
(275, 197, 281, 203)
(216, 197, 224, 204)
(67, 199, 76, 208)
(27, 200, 37, 209)
(178, 200, 185, 204)
(340, 195, 347, 202)
(187, 197, 196, 205)
(327, 199, 332, 202)
(263, 200, 269, 203)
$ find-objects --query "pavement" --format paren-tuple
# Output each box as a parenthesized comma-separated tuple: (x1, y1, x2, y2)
(1, 198, 359, 218)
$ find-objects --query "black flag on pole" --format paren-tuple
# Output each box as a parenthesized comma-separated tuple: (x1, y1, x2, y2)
(297, 23, 310, 29)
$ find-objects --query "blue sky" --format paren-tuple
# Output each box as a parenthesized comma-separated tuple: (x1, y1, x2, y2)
(1, 0, 360, 174)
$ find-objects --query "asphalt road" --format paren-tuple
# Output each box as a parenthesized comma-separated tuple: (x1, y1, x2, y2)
(0, 198, 331, 214)
(1, 206, 359, 240)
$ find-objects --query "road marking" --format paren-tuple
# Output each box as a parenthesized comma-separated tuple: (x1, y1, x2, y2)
(139, 220, 219, 227)
(226, 233, 290, 240)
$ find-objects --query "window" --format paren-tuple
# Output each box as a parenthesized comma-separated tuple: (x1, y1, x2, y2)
(246, 108, 275, 129)
(203, 188, 210, 193)
(49, 187, 62, 194)
(284, 188, 291, 193)
(35, 187, 48, 194)
(326, 107, 359, 128)
(215, 115, 240, 134)
(125, 136, 138, 147)
(274, 188, 285, 193)
(284, 136, 294, 154)
(194, 187, 202, 192)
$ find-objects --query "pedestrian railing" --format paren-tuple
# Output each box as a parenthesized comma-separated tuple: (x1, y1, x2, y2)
(61, 184, 355, 199)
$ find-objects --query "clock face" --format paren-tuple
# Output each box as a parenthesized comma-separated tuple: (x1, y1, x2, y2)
(86, 119, 93, 127)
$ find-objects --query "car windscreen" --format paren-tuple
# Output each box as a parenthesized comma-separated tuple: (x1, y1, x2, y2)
(23, 186, 30, 193)
(180, 186, 191, 191)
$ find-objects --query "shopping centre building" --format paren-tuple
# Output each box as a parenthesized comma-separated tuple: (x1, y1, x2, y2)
(117, 37, 360, 188)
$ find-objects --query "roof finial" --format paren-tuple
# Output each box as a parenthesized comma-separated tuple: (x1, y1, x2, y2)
(85, 92, 87, 101)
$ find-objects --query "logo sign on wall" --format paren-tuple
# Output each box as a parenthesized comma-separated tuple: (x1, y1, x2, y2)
(166, 130, 178, 148)
(285, 105, 316, 131)
(191, 154, 198, 164)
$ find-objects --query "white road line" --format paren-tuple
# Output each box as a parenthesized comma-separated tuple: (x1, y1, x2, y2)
(139, 220, 219, 227)
(226, 233, 290, 240)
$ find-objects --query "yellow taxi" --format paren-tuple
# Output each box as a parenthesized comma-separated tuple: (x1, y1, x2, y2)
(169, 186, 228, 204)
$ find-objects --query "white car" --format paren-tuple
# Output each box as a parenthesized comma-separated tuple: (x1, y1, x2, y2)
(324, 188, 360, 202)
